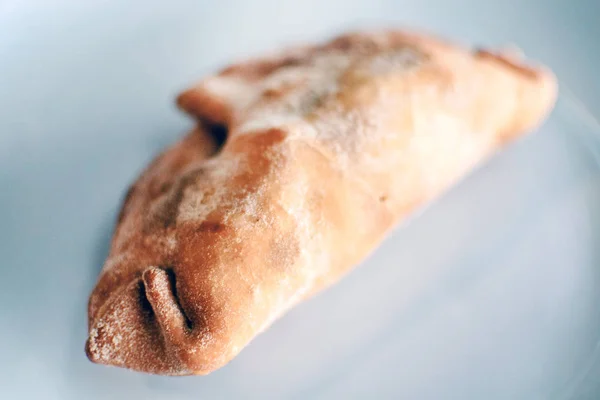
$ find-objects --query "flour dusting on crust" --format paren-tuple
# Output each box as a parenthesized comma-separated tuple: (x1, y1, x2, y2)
(86, 29, 558, 375)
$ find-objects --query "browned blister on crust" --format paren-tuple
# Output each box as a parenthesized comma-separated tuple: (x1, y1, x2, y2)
(86, 29, 557, 375)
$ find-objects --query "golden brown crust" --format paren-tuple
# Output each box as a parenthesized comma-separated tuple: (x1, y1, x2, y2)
(86, 29, 557, 375)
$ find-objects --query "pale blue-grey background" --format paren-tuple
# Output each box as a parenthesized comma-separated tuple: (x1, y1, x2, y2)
(1, 1, 600, 399)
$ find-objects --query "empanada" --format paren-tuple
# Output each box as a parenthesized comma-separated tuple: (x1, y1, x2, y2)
(86, 30, 557, 375)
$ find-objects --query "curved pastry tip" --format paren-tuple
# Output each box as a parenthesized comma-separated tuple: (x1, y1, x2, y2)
(85, 268, 218, 375)
(85, 276, 180, 374)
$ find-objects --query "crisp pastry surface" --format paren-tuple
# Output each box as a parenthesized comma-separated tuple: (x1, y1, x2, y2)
(86, 30, 557, 375)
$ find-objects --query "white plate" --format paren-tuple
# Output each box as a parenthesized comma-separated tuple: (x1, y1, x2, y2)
(1, 1, 600, 399)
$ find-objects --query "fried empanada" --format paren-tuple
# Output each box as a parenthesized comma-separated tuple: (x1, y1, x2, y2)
(86, 30, 557, 375)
